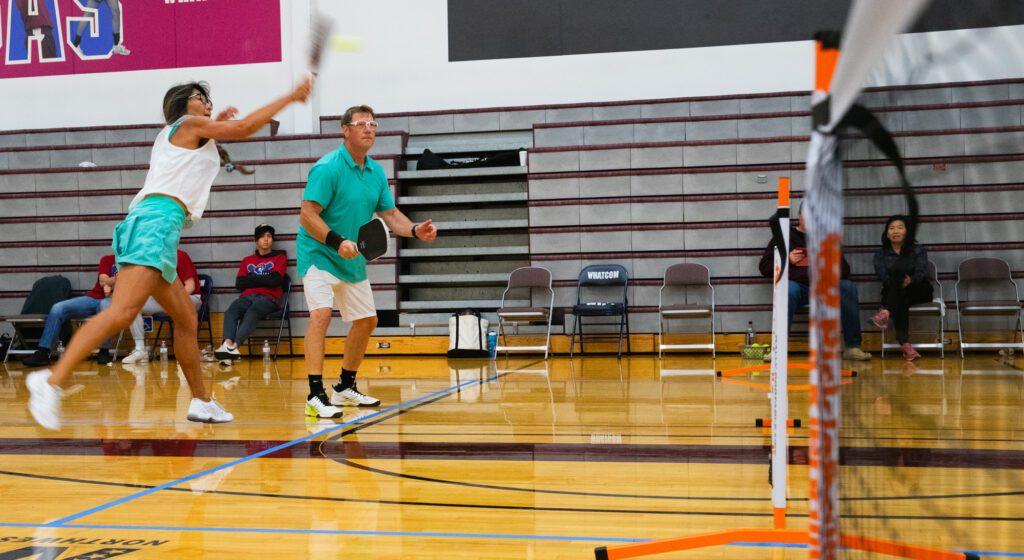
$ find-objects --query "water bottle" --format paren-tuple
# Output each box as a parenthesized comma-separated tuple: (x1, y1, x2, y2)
(56, 339, 66, 357)
(488, 331, 498, 359)
(159, 341, 168, 365)
(263, 340, 271, 364)
(745, 321, 757, 347)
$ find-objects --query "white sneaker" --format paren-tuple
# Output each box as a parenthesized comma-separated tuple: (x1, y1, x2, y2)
(214, 342, 241, 361)
(122, 348, 149, 364)
(112, 44, 131, 55)
(26, 370, 64, 430)
(186, 397, 233, 423)
(305, 393, 343, 418)
(331, 384, 381, 407)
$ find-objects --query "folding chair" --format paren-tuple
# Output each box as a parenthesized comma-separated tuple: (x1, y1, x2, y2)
(246, 274, 295, 359)
(658, 263, 715, 358)
(495, 267, 554, 359)
(0, 275, 73, 363)
(955, 257, 1024, 358)
(150, 274, 215, 357)
(880, 260, 945, 358)
(569, 264, 630, 358)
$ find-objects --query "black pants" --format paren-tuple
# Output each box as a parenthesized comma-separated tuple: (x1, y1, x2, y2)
(881, 275, 933, 344)
(222, 295, 279, 344)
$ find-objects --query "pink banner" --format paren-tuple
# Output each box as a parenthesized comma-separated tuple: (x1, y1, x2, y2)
(1, 0, 281, 79)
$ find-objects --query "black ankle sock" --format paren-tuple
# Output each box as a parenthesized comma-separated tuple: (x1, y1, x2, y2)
(113, 33, 120, 45)
(335, 369, 357, 392)
(72, 34, 81, 47)
(308, 375, 325, 399)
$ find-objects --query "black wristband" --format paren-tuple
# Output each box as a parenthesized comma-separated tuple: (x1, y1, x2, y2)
(325, 230, 345, 251)
(411, 224, 419, 240)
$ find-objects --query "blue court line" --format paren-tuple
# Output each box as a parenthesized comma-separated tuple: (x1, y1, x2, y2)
(45, 375, 490, 527)
(2, 522, 1024, 557)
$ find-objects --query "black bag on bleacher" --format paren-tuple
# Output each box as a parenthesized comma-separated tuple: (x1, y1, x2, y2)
(417, 148, 521, 171)
(417, 149, 450, 170)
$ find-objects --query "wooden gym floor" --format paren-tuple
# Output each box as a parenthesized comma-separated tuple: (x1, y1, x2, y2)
(0, 352, 1022, 559)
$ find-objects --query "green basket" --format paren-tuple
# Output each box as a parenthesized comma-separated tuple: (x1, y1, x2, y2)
(740, 344, 769, 360)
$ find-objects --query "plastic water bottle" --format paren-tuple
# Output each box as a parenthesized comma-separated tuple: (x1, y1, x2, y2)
(159, 341, 168, 365)
(488, 331, 498, 359)
(263, 340, 271, 364)
(745, 321, 757, 347)
(56, 339, 66, 357)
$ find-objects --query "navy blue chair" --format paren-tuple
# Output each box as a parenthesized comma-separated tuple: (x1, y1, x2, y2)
(246, 274, 295, 359)
(150, 274, 214, 358)
(569, 264, 631, 358)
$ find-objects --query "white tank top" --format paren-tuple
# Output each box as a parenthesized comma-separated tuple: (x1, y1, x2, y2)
(129, 117, 221, 222)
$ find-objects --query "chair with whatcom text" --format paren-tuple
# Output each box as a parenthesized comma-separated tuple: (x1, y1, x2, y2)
(569, 264, 630, 358)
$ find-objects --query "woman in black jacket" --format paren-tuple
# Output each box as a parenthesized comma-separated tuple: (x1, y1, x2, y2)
(872, 215, 934, 360)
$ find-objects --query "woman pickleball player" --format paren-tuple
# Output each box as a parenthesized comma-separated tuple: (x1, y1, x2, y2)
(26, 77, 313, 430)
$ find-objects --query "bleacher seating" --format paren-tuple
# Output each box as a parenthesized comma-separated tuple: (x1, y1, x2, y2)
(2, 77, 1022, 348)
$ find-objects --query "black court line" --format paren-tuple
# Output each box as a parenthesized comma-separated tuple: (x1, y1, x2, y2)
(330, 458, 1024, 503)
(2, 468, 1024, 522)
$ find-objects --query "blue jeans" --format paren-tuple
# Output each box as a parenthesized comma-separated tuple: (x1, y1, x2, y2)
(38, 296, 112, 350)
(787, 280, 862, 348)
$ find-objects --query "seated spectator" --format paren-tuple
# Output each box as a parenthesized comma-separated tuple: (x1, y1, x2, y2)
(215, 224, 287, 361)
(758, 204, 872, 361)
(871, 215, 933, 361)
(23, 255, 119, 367)
(119, 249, 202, 364)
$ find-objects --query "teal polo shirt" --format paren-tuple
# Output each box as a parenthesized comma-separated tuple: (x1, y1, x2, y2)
(296, 145, 395, 282)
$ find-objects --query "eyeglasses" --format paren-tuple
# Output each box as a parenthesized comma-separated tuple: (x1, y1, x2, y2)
(345, 120, 379, 129)
(188, 92, 212, 105)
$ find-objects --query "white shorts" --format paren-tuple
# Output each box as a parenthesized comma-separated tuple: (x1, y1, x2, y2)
(302, 265, 377, 322)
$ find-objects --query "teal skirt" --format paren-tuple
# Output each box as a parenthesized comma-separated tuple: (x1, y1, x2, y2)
(112, 196, 186, 284)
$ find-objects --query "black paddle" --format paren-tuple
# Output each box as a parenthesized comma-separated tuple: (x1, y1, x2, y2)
(357, 217, 389, 262)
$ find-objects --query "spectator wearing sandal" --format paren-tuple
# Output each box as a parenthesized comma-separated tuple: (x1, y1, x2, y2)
(873, 215, 933, 361)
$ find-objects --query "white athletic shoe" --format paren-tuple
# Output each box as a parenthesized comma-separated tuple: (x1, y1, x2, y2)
(331, 384, 381, 407)
(214, 342, 241, 361)
(305, 394, 343, 418)
(186, 397, 233, 423)
(112, 44, 131, 55)
(26, 370, 64, 431)
(122, 348, 149, 364)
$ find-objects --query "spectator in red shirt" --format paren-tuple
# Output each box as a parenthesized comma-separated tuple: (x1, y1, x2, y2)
(119, 249, 202, 364)
(23, 255, 120, 366)
(215, 224, 287, 361)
